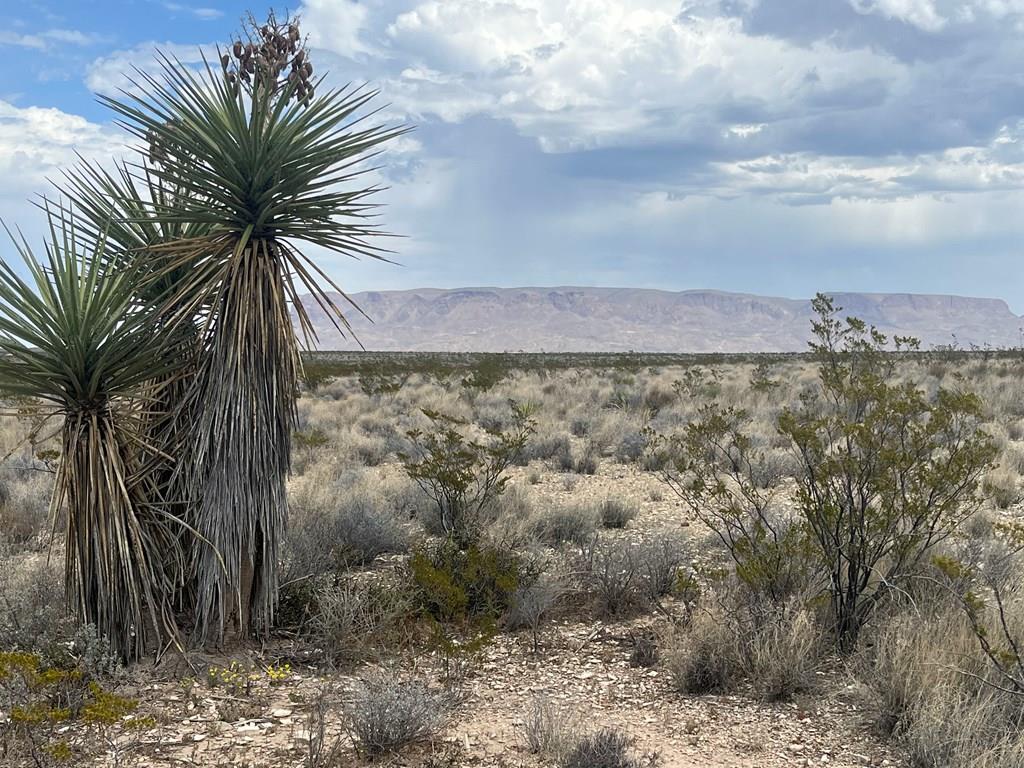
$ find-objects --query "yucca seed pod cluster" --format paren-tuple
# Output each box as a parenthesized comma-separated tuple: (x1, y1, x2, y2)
(220, 12, 313, 104)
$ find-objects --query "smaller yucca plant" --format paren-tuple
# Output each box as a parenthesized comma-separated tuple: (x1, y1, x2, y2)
(0, 209, 186, 659)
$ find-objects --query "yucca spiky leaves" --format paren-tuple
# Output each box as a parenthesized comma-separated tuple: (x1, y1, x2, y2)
(100, 18, 407, 641)
(0, 213, 185, 659)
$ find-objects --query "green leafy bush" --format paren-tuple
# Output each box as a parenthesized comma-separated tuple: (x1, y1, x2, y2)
(654, 294, 996, 650)
(650, 403, 818, 605)
(409, 540, 529, 624)
(400, 402, 534, 545)
(780, 295, 996, 647)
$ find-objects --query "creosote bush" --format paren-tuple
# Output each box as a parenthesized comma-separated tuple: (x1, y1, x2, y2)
(654, 294, 996, 649)
(780, 295, 996, 647)
(400, 402, 534, 545)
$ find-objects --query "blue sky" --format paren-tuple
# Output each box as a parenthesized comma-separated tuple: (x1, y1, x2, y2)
(4, 1, 1024, 309)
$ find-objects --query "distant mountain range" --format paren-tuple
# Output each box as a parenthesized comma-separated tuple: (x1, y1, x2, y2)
(294, 287, 1024, 353)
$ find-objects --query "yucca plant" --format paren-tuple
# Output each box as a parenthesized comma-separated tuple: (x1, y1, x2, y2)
(100, 13, 407, 642)
(0, 211, 186, 659)
(49, 161, 214, 615)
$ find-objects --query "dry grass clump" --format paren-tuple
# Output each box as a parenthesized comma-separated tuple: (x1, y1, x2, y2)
(855, 589, 1024, 768)
(344, 671, 455, 757)
(982, 464, 1020, 509)
(0, 464, 52, 547)
(305, 577, 414, 666)
(284, 469, 410, 581)
(521, 693, 656, 768)
(665, 590, 822, 701)
(561, 727, 658, 768)
(521, 696, 580, 761)
(745, 599, 822, 701)
(529, 504, 598, 546)
(0, 551, 72, 659)
(664, 601, 739, 695)
(598, 498, 637, 529)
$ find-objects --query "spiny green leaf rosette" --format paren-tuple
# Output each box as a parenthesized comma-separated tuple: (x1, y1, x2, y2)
(0, 212, 186, 660)
(99, 18, 407, 642)
(50, 160, 213, 617)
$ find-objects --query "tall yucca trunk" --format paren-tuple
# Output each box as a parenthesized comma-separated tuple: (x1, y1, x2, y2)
(192, 241, 298, 641)
(93, 14, 407, 646)
(60, 406, 178, 659)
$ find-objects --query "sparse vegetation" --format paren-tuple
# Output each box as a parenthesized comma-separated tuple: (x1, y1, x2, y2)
(0, 272, 1020, 765)
(344, 672, 453, 757)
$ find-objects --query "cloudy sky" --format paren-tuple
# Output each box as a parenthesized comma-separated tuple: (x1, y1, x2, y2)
(3, 1, 1024, 308)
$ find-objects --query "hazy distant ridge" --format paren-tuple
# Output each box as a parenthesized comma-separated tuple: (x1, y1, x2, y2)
(295, 287, 1023, 353)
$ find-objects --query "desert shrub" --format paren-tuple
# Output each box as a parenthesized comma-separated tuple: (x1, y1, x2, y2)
(573, 443, 599, 475)
(505, 575, 565, 651)
(293, 427, 330, 464)
(570, 418, 590, 438)
(303, 685, 346, 768)
(400, 402, 534, 545)
(779, 295, 997, 647)
(0, 470, 51, 548)
(358, 366, 410, 399)
(664, 603, 739, 695)
(0, 554, 75, 665)
(0, 652, 148, 766)
(614, 432, 647, 464)
(672, 367, 721, 401)
(529, 505, 598, 546)
(461, 356, 508, 393)
(285, 476, 409, 581)
(305, 578, 414, 666)
(388, 476, 433, 520)
(553, 439, 575, 472)
(651, 403, 818, 605)
(522, 697, 579, 761)
(643, 384, 676, 414)
(749, 361, 780, 394)
(575, 537, 647, 617)
(636, 536, 690, 600)
(520, 432, 572, 465)
(562, 728, 657, 768)
(659, 297, 996, 650)
(982, 465, 1019, 509)
(409, 539, 537, 624)
(344, 672, 453, 757)
(598, 499, 637, 529)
